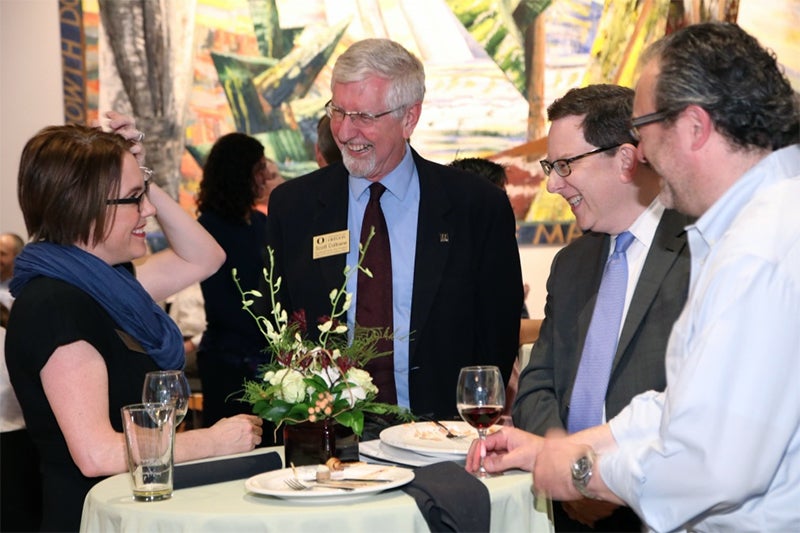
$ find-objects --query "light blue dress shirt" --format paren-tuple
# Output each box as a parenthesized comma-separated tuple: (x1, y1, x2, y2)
(601, 145, 800, 532)
(345, 145, 419, 408)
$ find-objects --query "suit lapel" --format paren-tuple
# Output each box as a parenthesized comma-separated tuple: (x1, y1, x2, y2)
(409, 153, 453, 361)
(614, 210, 689, 366)
(575, 234, 610, 362)
(311, 170, 350, 293)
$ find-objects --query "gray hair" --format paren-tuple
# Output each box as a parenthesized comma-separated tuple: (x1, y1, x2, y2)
(331, 38, 425, 114)
(641, 22, 798, 151)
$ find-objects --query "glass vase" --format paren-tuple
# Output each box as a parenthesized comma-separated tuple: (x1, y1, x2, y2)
(283, 419, 359, 466)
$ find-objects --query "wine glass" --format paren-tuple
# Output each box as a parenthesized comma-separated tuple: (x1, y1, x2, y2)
(456, 365, 505, 478)
(142, 370, 191, 426)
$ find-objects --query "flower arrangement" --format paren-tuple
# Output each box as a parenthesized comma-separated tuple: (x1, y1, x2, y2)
(233, 230, 410, 437)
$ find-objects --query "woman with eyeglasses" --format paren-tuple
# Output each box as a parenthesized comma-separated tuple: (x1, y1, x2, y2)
(5, 118, 263, 532)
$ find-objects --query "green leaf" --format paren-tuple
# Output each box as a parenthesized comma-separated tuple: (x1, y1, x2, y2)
(335, 409, 364, 436)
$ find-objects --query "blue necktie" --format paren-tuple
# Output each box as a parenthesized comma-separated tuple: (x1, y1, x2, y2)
(567, 231, 635, 433)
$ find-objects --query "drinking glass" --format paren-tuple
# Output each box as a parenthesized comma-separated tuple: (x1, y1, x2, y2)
(456, 365, 505, 478)
(142, 370, 191, 425)
(121, 403, 176, 501)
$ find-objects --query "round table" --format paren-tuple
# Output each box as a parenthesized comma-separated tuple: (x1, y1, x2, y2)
(80, 446, 553, 532)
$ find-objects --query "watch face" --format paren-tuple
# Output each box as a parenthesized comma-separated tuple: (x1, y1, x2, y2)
(572, 456, 591, 480)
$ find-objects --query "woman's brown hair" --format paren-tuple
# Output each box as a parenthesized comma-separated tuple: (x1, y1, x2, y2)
(17, 124, 132, 246)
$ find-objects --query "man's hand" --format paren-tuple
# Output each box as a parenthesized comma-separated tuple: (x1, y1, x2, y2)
(562, 499, 620, 527)
(464, 426, 543, 474)
(531, 430, 591, 501)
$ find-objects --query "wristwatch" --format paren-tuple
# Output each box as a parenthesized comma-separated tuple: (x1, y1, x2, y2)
(571, 451, 599, 499)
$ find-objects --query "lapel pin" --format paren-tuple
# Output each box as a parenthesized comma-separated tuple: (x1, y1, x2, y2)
(440, 233, 449, 243)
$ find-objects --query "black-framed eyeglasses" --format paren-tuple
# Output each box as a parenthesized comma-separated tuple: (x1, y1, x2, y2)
(629, 110, 671, 142)
(106, 167, 152, 211)
(324, 100, 405, 128)
(540, 144, 622, 178)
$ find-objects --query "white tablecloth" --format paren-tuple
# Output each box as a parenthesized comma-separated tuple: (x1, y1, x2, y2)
(80, 446, 553, 532)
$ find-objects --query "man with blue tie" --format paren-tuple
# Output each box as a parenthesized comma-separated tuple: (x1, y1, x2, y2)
(512, 84, 692, 531)
(473, 23, 800, 532)
(265, 38, 522, 425)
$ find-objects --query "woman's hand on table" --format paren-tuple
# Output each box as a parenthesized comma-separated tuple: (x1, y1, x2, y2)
(465, 426, 543, 474)
(208, 415, 263, 454)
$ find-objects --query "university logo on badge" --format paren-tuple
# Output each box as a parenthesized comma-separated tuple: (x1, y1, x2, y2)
(312, 230, 350, 259)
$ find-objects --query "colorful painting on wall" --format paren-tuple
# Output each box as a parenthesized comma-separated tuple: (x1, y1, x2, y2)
(59, 0, 799, 245)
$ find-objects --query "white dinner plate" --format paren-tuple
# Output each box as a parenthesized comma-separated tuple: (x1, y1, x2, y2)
(359, 439, 464, 467)
(245, 463, 414, 503)
(379, 421, 500, 456)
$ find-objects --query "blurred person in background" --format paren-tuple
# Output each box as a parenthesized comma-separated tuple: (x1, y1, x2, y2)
(315, 114, 343, 167)
(195, 133, 277, 438)
(254, 156, 285, 215)
(0, 232, 24, 290)
(1, 232, 40, 531)
(448, 156, 538, 421)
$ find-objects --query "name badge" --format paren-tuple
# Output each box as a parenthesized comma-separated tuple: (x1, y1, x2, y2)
(312, 229, 350, 259)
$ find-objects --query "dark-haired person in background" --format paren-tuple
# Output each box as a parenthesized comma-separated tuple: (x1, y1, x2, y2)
(315, 114, 343, 167)
(196, 133, 279, 435)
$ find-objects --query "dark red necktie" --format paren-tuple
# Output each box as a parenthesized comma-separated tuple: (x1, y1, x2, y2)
(356, 183, 396, 403)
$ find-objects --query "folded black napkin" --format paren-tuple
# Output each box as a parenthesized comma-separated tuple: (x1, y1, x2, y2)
(173, 451, 282, 490)
(402, 461, 490, 532)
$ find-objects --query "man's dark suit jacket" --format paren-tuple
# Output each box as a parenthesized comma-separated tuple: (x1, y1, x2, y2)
(266, 148, 523, 420)
(513, 208, 691, 432)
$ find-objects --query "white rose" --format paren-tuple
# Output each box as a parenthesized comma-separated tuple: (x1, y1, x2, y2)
(268, 368, 307, 403)
(341, 368, 378, 407)
(315, 366, 342, 388)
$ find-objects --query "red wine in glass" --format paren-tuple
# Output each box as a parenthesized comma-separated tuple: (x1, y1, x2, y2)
(456, 365, 505, 477)
(459, 405, 503, 429)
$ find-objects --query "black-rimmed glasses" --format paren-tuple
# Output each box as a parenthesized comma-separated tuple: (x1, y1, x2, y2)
(629, 110, 671, 142)
(540, 144, 622, 178)
(106, 167, 152, 211)
(325, 100, 404, 128)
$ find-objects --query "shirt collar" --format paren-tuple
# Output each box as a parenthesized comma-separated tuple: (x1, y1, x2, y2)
(349, 143, 415, 201)
(624, 197, 665, 249)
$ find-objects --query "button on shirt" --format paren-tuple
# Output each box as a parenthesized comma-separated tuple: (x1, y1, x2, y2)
(346, 145, 419, 408)
(601, 145, 800, 532)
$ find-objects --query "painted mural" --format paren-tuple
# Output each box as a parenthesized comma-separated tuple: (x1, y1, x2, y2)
(61, 0, 799, 245)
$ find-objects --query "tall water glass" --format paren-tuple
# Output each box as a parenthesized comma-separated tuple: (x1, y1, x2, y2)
(121, 403, 176, 501)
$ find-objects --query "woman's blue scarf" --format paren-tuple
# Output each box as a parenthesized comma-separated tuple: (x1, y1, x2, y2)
(10, 242, 185, 370)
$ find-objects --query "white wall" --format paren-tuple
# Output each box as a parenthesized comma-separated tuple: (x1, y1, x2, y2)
(520, 245, 558, 318)
(1, 0, 62, 238)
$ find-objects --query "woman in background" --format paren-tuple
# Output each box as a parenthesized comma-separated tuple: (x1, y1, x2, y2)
(195, 133, 276, 436)
(5, 117, 263, 532)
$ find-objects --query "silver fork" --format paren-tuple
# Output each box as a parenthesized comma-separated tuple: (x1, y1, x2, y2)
(284, 478, 313, 491)
(429, 419, 466, 439)
(283, 478, 355, 491)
